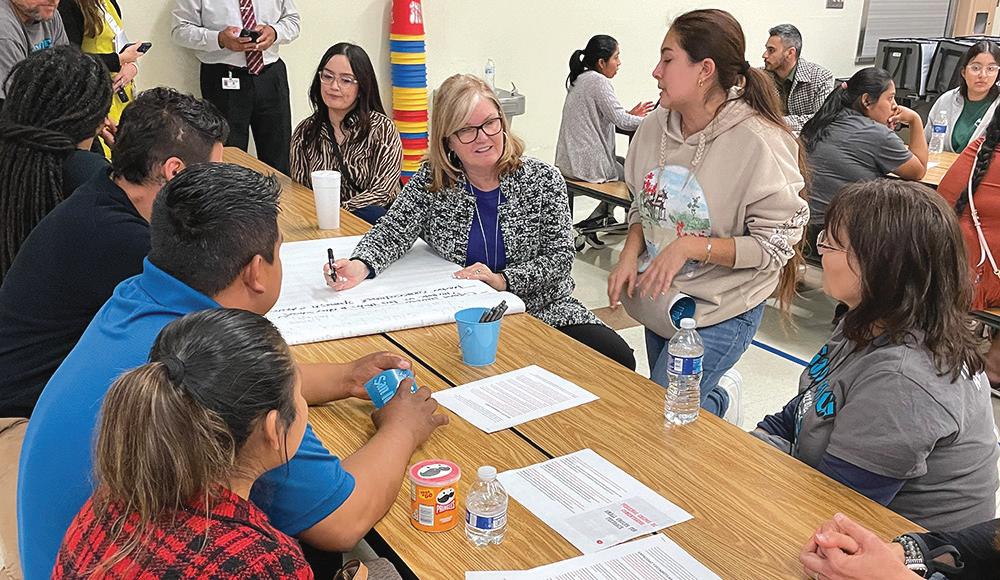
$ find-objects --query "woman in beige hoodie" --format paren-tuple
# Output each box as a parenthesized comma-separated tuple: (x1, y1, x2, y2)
(608, 9, 808, 422)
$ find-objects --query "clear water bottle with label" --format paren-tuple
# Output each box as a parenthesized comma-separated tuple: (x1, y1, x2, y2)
(665, 318, 702, 425)
(485, 59, 496, 91)
(465, 465, 508, 546)
(929, 110, 949, 154)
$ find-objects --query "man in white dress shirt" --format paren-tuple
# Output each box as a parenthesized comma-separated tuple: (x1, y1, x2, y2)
(171, 0, 299, 173)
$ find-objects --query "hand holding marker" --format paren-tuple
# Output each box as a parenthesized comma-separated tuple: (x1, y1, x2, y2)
(478, 300, 508, 323)
(327, 248, 337, 282)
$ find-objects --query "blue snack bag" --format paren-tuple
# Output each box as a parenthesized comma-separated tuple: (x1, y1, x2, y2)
(365, 369, 418, 408)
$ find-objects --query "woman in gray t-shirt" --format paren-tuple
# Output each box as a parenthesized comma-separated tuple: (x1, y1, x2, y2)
(753, 179, 999, 532)
(800, 67, 929, 254)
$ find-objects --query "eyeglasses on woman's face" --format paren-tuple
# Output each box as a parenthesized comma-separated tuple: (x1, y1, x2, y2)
(452, 116, 502, 144)
(966, 63, 1000, 76)
(816, 229, 847, 255)
(319, 70, 358, 88)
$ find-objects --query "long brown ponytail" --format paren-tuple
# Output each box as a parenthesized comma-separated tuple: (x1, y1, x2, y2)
(91, 309, 297, 574)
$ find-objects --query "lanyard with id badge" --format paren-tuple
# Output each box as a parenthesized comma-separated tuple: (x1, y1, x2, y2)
(223, 72, 241, 91)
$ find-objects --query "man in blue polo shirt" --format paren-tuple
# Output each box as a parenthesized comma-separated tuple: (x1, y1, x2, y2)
(18, 163, 448, 577)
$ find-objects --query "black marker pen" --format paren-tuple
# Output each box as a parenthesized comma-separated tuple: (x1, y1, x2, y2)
(327, 248, 336, 281)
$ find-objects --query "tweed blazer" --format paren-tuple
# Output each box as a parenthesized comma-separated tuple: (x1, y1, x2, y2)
(768, 58, 835, 132)
(351, 157, 600, 329)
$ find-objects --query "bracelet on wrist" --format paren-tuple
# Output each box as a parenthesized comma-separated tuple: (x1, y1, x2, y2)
(893, 534, 928, 577)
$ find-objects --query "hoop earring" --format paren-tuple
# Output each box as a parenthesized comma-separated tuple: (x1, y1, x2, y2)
(447, 149, 462, 168)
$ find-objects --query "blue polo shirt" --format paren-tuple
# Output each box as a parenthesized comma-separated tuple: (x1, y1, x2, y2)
(17, 259, 356, 579)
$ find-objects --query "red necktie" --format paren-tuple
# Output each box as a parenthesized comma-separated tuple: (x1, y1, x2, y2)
(238, 0, 264, 75)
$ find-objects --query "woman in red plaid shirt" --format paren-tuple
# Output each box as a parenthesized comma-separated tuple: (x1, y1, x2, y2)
(53, 309, 313, 578)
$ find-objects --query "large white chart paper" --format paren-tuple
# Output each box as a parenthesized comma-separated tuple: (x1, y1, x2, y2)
(268, 236, 524, 344)
(498, 449, 692, 554)
(433, 366, 598, 433)
(465, 534, 720, 579)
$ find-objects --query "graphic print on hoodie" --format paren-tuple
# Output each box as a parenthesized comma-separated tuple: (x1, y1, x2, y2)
(621, 99, 808, 337)
(638, 164, 711, 275)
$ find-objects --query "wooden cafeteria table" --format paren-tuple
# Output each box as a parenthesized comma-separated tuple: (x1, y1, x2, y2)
(920, 151, 958, 188)
(389, 317, 922, 579)
(223, 147, 581, 577)
(225, 146, 922, 578)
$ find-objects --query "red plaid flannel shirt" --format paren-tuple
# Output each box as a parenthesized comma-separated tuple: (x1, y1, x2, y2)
(53, 486, 314, 578)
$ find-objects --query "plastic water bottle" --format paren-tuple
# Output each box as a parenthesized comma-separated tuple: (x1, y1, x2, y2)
(484, 59, 496, 91)
(465, 465, 508, 546)
(665, 318, 703, 425)
(929, 110, 948, 154)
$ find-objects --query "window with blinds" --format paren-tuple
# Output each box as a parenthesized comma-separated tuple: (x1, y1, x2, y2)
(856, 0, 956, 63)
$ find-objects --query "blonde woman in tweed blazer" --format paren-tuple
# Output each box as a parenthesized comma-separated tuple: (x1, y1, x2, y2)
(324, 74, 635, 370)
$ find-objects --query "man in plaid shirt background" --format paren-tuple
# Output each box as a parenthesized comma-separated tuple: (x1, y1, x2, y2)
(762, 23, 835, 133)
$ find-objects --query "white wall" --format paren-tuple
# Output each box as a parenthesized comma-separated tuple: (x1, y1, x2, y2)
(121, 0, 863, 162)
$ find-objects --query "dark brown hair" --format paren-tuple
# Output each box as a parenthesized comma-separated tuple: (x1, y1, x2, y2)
(92, 309, 298, 573)
(826, 179, 984, 380)
(958, 40, 1000, 100)
(801, 67, 894, 152)
(670, 9, 808, 309)
(301, 43, 386, 193)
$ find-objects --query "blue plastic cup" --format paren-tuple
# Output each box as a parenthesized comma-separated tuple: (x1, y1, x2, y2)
(455, 307, 502, 366)
(364, 369, 418, 408)
(669, 294, 697, 329)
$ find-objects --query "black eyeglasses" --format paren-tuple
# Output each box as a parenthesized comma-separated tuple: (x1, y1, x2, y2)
(452, 117, 502, 144)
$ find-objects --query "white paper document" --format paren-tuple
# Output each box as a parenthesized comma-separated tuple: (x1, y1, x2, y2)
(465, 534, 720, 579)
(433, 366, 598, 433)
(498, 449, 692, 554)
(268, 236, 525, 344)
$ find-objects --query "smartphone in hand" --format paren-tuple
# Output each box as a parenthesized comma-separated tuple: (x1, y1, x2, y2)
(239, 28, 261, 42)
(119, 42, 152, 54)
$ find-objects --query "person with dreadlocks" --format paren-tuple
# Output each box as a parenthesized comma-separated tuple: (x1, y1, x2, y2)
(0, 45, 112, 282)
(0, 87, 227, 419)
(937, 108, 1000, 386)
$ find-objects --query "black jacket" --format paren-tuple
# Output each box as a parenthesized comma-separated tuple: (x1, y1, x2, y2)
(918, 519, 999, 579)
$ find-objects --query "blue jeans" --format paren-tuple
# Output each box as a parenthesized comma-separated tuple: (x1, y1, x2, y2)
(351, 204, 388, 225)
(645, 302, 765, 417)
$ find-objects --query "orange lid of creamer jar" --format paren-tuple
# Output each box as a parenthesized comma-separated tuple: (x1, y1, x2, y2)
(408, 459, 461, 487)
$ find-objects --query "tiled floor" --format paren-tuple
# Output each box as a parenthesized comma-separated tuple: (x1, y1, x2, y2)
(568, 196, 1000, 515)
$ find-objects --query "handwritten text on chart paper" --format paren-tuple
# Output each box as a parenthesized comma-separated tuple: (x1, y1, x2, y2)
(268, 236, 525, 345)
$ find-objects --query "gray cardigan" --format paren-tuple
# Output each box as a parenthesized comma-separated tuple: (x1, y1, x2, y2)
(554, 70, 643, 182)
(351, 157, 600, 329)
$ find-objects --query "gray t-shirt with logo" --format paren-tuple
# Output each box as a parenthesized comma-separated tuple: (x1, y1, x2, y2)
(793, 327, 999, 531)
(0, 0, 68, 99)
(806, 111, 913, 226)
